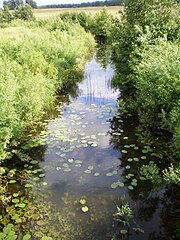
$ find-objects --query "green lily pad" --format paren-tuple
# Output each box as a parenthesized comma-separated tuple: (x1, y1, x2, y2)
(106, 172, 113, 177)
(33, 177, 40, 181)
(121, 150, 127, 154)
(9, 180, 16, 184)
(18, 203, 26, 208)
(13, 193, 19, 197)
(127, 158, 133, 162)
(120, 229, 128, 234)
(94, 173, 100, 177)
(111, 181, 124, 188)
(125, 165, 131, 169)
(82, 206, 89, 212)
(64, 168, 71, 172)
(80, 199, 86, 205)
(128, 185, 134, 190)
(88, 166, 94, 170)
(39, 173, 45, 178)
(30, 160, 38, 165)
(131, 181, 138, 186)
(12, 199, 19, 204)
(25, 184, 33, 188)
(23, 234, 31, 240)
(68, 159, 74, 163)
(75, 160, 82, 164)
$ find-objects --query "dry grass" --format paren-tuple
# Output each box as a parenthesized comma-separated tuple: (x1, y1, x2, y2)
(34, 6, 124, 18)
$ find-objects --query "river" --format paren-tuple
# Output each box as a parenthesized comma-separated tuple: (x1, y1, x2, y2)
(3, 46, 178, 240)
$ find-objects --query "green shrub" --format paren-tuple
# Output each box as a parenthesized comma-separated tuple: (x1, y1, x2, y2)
(13, 4, 35, 21)
(0, 21, 95, 161)
(134, 41, 180, 151)
(90, 7, 113, 37)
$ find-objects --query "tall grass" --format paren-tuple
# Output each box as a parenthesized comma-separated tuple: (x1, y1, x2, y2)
(0, 19, 95, 161)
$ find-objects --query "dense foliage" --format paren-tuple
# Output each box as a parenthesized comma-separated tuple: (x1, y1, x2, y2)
(57, 8, 114, 38)
(0, 17, 95, 162)
(3, 0, 37, 9)
(0, 4, 35, 23)
(110, 0, 180, 179)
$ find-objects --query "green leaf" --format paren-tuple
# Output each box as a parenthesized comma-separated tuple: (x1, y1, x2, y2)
(120, 229, 128, 234)
(23, 234, 31, 240)
(12, 199, 19, 204)
(94, 173, 100, 177)
(25, 184, 33, 188)
(0, 167, 5, 175)
(9, 180, 16, 184)
(17, 203, 26, 208)
(82, 206, 89, 213)
(41, 237, 53, 240)
(128, 185, 134, 190)
(80, 199, 86, 205)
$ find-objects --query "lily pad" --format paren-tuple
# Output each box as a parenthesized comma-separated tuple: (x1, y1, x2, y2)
(39, 173, 45, 178)
(80, 199, 86, 205)
(82, 206, 89, 213)
(127, 158, 133, 162)
(111, 181, 124, 188)
(9, 180, 16, 184)
(106, 172, 113, 177)
(12, 199, 19, 204)
(25, 184, 33, 188)
(131, 181, 138, 186)
(30, 160, 38, 165)
(121, 150, 127, 154)
(94, 173, 100, 177)
(18, 203, 26, 208)
(125, 165, 131, 169)
(68, 159, 74, 163)
(120, 229, 128, 234)
(64, 168, 71, 172)
(88, 166, 94, 170)
(128, 185, 134, 190)
(23, 234, 31, 240)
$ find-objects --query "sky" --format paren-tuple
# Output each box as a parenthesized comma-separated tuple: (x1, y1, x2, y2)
(0, 0, 105, 8)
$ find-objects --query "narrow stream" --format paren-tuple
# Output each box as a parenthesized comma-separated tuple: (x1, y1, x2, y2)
(3, 47, 178, 239)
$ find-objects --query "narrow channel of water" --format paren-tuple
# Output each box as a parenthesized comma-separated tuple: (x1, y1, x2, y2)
(3, 46, 178, 240)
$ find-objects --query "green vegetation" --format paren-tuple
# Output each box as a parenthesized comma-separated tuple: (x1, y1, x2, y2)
(0, 14, 95, 162)
(57, 8, 114, 38)
(33, 6, 123, 19)
(0, 4, 35, 23)
(0, 2, 179, 239)
(110, 0, 180, 181)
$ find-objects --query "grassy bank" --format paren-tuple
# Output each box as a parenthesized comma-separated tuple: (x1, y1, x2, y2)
(0, 19, 95, 162)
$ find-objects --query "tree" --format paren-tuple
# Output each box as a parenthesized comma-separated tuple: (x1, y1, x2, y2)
(3, 0, 23, 10)
(13, 4, 35, 20)
(25, 0, 37, 8)
(0, 5, 13, 22)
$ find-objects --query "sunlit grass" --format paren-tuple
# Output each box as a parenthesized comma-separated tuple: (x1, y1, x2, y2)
(34, 6, 124, 18)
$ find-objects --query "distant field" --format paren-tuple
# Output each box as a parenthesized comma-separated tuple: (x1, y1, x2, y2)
(34, 6, 124, 18)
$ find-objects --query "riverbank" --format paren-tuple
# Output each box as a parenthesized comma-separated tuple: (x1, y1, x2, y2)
(0, 19, 95, 162)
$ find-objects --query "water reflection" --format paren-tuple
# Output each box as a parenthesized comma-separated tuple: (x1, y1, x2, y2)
(24, 45, 179, 239)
